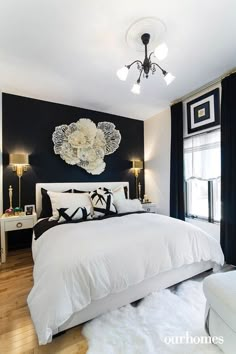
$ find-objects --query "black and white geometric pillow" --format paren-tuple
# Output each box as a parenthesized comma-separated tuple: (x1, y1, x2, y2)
(57, 205, 92, 223)
(89, 188, 117, 217)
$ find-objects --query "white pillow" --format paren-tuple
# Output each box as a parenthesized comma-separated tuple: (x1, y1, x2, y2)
(48, 191, 93, 221)
(113, 186, 127, 205)
(89, 188, 117, 217)
(115, 199, 143, 214)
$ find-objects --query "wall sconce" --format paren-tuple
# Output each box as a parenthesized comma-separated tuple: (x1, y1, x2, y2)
(132, 160, 143, 199)
(9, 153, 29, 209)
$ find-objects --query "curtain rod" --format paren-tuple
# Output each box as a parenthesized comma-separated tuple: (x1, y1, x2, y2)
(171, 67, 236, 105)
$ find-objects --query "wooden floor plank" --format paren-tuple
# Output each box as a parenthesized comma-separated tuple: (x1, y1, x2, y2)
(0, 249, 88, 353)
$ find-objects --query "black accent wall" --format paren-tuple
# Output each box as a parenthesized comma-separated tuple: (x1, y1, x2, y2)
(2, 93, 144, 248)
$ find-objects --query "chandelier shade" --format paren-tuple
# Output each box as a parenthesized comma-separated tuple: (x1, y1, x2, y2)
(164, 72, 175, 85)
(116, 66, 129, 81)
(131, 83, 141, 95)
(154, 42, 168, 61)
(117, 32, 175, 94)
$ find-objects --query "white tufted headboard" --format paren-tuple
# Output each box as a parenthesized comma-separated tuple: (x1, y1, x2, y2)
(36, 182, 129, 217)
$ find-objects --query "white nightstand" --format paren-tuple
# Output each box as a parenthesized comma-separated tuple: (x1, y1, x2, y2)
(142, 203, 158, 213)
(0, 213, 37, 263)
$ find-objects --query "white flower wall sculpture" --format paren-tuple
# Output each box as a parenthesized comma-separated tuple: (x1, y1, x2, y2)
(52, 119, 121, 175)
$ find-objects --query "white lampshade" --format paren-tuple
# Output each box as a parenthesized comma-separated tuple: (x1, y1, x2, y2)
(154, 42, 168, 61)
(163, 72, 175, 85)
(131, 83, 141, 95)
(116, 66, 129, 81)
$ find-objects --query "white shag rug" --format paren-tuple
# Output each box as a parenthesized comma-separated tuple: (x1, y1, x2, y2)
(82, 280, 222, 354)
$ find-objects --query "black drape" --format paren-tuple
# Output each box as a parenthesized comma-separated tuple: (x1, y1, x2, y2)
(220, 73, 236, 265)
(170, 102, 185, 220)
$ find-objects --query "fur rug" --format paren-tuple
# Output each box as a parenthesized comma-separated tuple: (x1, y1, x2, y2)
(82, 280, 222, 354)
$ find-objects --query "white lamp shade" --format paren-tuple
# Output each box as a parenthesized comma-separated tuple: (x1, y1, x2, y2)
(131, 83, 141, 95)
(154, 42, 168, 61)
(164, 72, 175, 85)
(10, 153, 29, 165)
(116, 66, 129, 81)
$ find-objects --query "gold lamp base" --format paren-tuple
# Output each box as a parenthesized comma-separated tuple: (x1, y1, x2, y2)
(132, 160, 143, 199)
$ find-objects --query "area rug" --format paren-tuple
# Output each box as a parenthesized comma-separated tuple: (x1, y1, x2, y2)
(82, 280, 222, 354)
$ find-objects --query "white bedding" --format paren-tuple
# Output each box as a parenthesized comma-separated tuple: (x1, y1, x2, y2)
(28, 213, 224, 345)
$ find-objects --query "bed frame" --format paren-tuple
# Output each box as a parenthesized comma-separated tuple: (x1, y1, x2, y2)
(34, 182, 214, 338)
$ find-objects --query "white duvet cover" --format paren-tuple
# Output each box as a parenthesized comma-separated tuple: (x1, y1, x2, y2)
(28, 213, 224, 344)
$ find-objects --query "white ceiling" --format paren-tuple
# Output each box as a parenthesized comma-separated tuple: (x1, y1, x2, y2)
(0, 0, 235, 120)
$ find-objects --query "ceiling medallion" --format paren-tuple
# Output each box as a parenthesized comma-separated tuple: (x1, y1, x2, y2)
(125, 17, 167, 52)
(117, 18, 175, 94)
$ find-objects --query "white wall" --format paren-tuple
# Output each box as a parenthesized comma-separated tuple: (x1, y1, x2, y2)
(144, 108, 171, 216)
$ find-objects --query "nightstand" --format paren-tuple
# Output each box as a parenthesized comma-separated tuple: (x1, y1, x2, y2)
(142, 203, 158, 213)
(0, 213, 37, 263)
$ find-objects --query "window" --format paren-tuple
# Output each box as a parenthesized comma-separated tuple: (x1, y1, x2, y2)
(186, 179, 208, 219)
(184, 129, 221, 223)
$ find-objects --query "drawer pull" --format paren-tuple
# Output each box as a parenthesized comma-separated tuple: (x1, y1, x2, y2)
(16, 222, 23, 228)
(147, 208, 150, 212)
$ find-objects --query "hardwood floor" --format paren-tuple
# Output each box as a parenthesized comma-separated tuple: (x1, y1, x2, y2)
(0, 249, 88, 354)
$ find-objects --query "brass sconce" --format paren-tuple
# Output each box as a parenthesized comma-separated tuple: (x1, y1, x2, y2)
(9, 153, 29, 208)
(132, 160, 143, 199)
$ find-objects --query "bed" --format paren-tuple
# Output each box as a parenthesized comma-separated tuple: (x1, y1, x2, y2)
(28, 182, 224, 345)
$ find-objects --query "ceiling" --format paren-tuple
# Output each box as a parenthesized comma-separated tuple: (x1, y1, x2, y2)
(0, 0, 235, 121)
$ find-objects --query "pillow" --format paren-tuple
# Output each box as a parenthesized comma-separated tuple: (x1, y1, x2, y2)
(123, 186, 128, 199)
(115, 199, 143, 214)
(57, 205, 92, 223)
(73, 189, 89, 193)
(112, 186, 127, 205)
(74, 185, 128, 199)
(40, 188, 72, 218)
(89, 188, 117, 217)
(48, 191, 93, 221)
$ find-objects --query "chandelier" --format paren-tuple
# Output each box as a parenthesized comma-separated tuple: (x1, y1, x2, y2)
(117, 33, 175, 94)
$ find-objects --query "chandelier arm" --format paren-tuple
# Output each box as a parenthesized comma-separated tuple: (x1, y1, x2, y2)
(137, 68, 143, 84)
(127, 60, 143, 69)
(148, 51, 154, 60)
(152, 62, 167, 75)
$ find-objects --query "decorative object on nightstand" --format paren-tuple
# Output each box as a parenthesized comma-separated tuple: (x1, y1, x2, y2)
(132, 160, 143, 199)
(0, 212, 37, 263)
(142, 202, 158, 213)
(143, 194, 151, 203)
(9, 153, 29, 209)
(5, 185, 15, 216)
(24, 205, 35, 215)
(13, 207, 24, 216)
(5, 185, 25, 217)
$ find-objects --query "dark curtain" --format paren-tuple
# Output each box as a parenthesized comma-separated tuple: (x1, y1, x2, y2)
(170, 102, 185, 220)
(220, 73, 236, 265)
